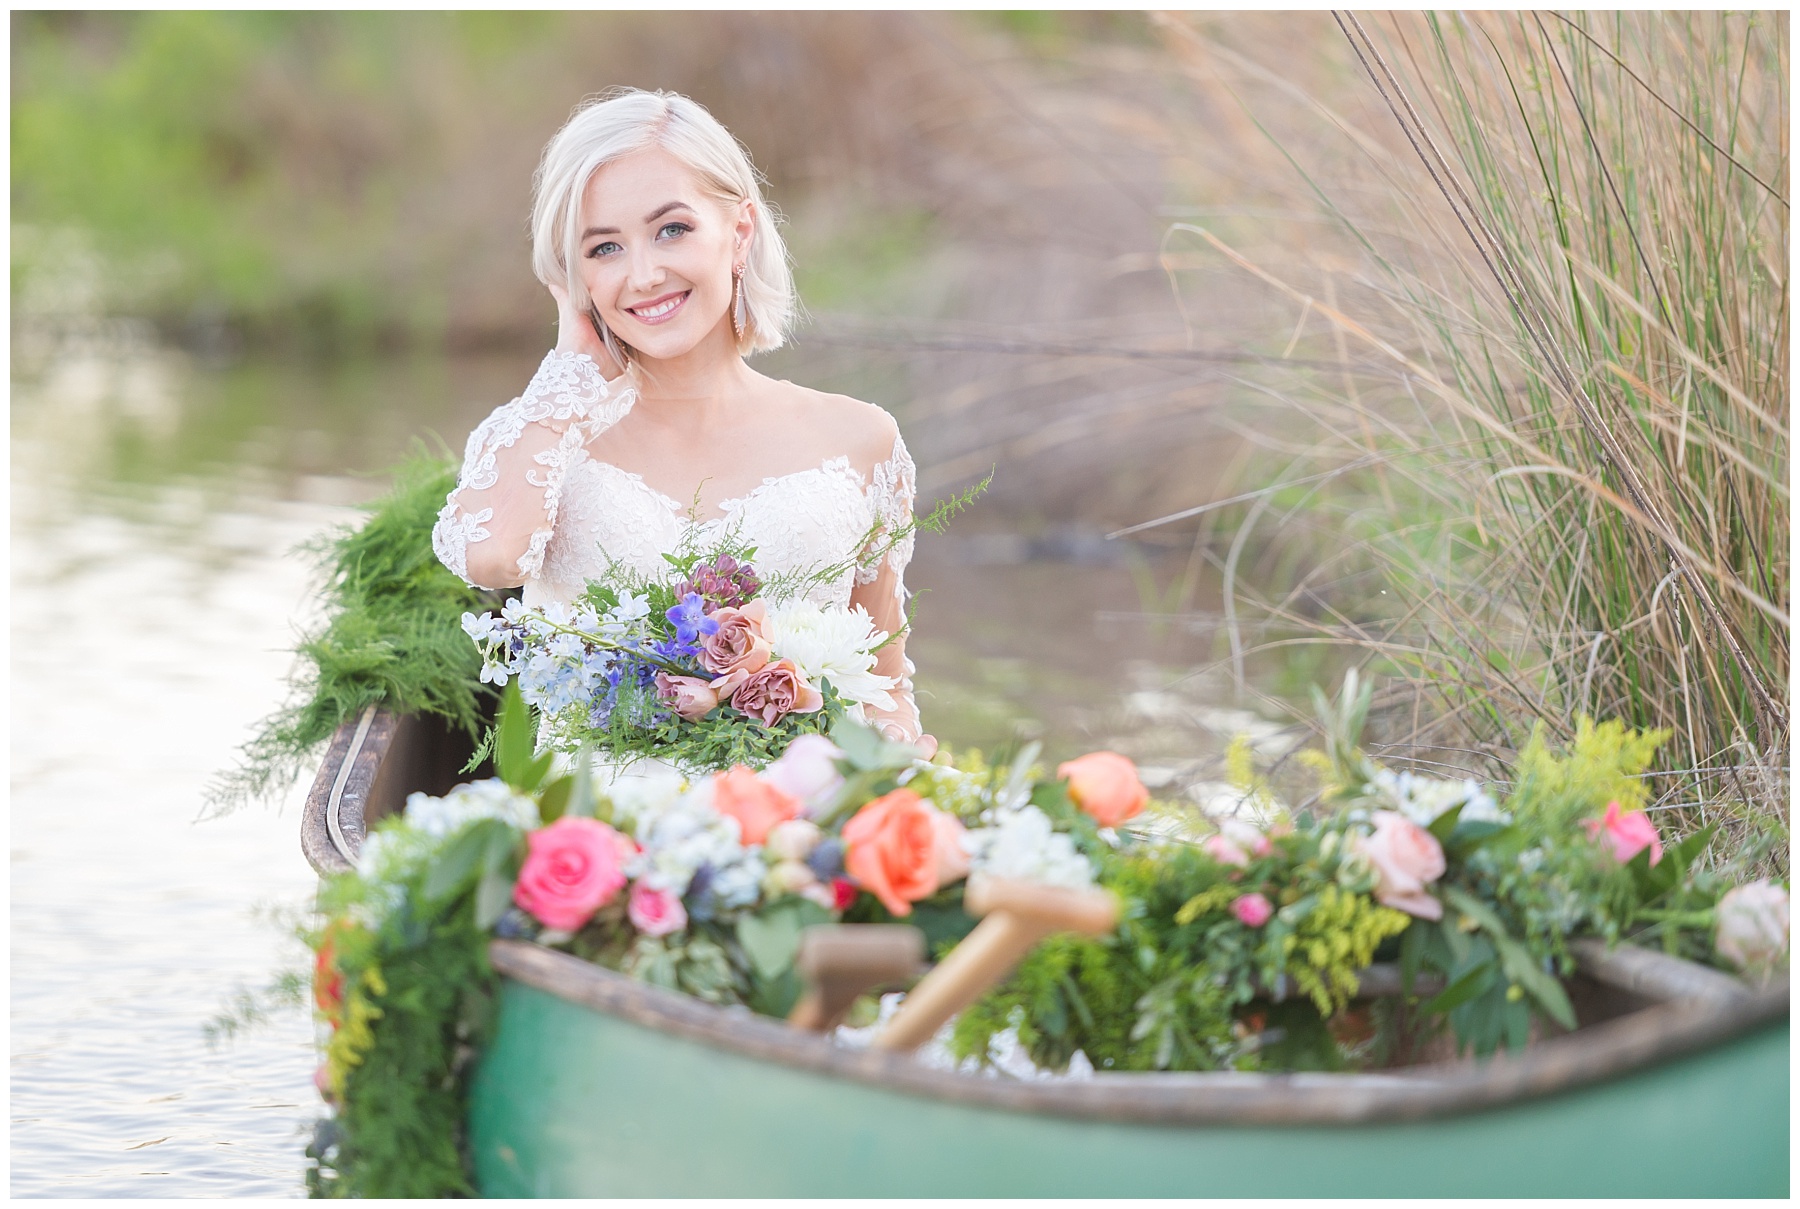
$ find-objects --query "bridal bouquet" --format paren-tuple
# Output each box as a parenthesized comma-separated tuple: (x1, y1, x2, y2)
(463, 544, 899, 771)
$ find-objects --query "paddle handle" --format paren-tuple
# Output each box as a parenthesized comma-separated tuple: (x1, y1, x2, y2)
(873, 876, 1117, 1053)
(787, 924, 924, 1032)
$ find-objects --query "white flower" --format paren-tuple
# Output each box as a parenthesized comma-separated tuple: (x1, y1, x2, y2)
(404, 778, 541, 839)
(1716, 881, 1789, 978)
(602, 591, 651, 635)
(760, 599, 897, 711)
(1369, 768, 1505, 827)
(964, 804, 1094, 890)
(461, 611, 498, 642)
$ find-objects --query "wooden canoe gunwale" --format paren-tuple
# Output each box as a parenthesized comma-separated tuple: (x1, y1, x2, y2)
(302, 709, 1787, 1125)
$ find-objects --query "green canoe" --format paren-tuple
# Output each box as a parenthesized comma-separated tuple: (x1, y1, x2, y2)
(304, 708, 1791, 1198)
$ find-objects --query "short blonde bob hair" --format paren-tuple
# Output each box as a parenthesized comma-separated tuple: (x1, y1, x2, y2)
(530, 88, 794, 356)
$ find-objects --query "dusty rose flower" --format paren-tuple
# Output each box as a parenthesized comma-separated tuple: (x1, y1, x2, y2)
(761, 734, 846, 810)
(627, 880, 688, 937)
(654, 672, 719, 721)
(709, 765, 803, 847)
(1057, 751, 1149, 828)
(766, 859, 821, 897)
(699, 600, 773, 676)
(843, 789, 942, 917)
(1584, 800, 1664, 866)
(766, 818, 824, 862)
(513, 817, 637, 931)
(1202, 834, 1250, 868)
(1232, 892, 1274, 927)
(1716, 880, 1788, 978)
(1356, 810, 1446, 920)
(725, 658, 823, 726)
(1220, 818, 1273, 858)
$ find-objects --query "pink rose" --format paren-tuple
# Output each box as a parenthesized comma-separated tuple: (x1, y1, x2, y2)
(627, 880, 688, 937)
(723, 658, 823, 727)
(1202, 835, 1250, 868)
(710, 765, 803, 847)
(513, 817, 637, 932)
(654, 673, 719, 721)
(1584, 800, 1663, 866)
(699, 600, 773, 676)
(761, 734, 846, 810)
(1355, 810, 1446, 920)
(1232, 892, 1274, 927)
(1058, 751, 1149, 828)
(931, 808, 971, 885)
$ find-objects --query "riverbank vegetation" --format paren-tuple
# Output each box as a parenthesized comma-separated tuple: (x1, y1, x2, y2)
(14, 12, 1786, 864)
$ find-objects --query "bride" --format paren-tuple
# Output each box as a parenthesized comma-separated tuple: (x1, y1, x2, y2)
(430, 88, 935, 755)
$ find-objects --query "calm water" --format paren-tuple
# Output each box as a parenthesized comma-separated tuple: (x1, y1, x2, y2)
(9, 336, 1274, 1196)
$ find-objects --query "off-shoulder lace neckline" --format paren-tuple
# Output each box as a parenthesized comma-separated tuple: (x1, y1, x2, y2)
(589, 454, 873, 524)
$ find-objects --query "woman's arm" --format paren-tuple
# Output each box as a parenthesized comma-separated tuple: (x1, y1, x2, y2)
(849, 425, 937, 758)
(431, 289, 627, 589)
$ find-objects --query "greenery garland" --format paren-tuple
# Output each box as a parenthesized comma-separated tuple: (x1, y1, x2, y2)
(207, 448, 499, 815)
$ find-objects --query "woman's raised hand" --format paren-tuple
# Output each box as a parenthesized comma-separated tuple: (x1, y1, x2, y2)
(548, 280, 625, 379)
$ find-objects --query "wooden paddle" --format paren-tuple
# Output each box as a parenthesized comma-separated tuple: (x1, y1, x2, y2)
(787, 924, 926, 1032)
(873, 875, 1118, 1052)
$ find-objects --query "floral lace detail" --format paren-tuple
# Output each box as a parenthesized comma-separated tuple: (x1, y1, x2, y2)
(431, 350, 634, 583)
(858, 433, 916, 591)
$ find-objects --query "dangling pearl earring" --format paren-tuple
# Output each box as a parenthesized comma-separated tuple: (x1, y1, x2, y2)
(731, 264, 748, 341)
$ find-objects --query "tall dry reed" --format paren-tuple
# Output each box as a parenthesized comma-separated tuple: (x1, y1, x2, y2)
(1138, 12, 1786, 842)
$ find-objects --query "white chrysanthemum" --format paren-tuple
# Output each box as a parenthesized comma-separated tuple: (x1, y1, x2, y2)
(964, 804, 1094, 890)
(404, 778, 542, 839)
(1369, 768, 1505, 827)
(760, 599, 897, 711)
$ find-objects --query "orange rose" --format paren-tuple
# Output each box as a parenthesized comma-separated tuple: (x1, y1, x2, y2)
(710, 765, 803, 847)
(842, 788, 941, 916)
(1057, 751, 1148, 828)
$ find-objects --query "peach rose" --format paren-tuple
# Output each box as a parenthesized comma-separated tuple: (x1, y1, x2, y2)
(513, 817, 637, 932)
(1058, 751, 1149, 828)
(842, 788, 942, 917)
(724, 658, 824, 727)
(653, 672, 719, 721)
(932, 808, 971, 885)
(1355, 810, 1446, 920)
(698, 600, 773, 676)
(709, 765, 803, 847)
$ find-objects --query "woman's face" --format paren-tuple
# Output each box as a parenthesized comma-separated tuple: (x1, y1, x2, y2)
(574, 146, 752, 362)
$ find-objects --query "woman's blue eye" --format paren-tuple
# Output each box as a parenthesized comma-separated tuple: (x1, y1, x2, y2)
(588, 240, 621, 258)
(658, 222, 691, 240)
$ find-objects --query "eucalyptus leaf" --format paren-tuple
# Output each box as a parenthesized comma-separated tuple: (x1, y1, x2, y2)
(1496, 935, 1576, 1030)
(1426, 803, 1465, 844)
(474, 866, 513, 930)
(536, 776, 573, 824)
(422, 822, 493, 903)
(1424, 960, 1495, 1015)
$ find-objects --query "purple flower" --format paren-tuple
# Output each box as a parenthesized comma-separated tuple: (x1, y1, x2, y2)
(665, 592, 720, 652)
(676, 556, 761, 612)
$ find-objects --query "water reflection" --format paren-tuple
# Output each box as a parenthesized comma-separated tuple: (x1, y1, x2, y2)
(10, 338, 1285, 1195)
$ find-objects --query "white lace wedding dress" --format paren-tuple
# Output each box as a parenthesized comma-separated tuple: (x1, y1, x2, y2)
(430, 349, 922, 740)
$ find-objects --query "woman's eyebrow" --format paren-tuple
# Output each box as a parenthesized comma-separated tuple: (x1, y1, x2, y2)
(581, 201, 695, 240)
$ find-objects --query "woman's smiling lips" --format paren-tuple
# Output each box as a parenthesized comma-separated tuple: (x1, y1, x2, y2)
(625, 290, 690, 324)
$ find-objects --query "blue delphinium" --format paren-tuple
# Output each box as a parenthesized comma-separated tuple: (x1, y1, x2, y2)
(663, 593, 719, 657)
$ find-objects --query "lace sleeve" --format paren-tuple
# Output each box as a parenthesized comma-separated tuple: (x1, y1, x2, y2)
(431, 350, 634, 588)
(850, 430, 922, 742)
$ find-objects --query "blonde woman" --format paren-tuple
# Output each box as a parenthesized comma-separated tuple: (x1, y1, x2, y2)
(431, 88, 932, 753)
